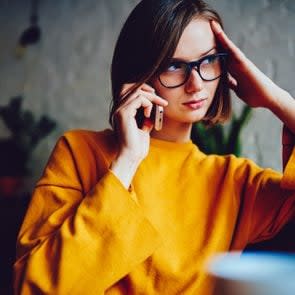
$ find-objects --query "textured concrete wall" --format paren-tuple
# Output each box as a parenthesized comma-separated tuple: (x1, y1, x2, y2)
(0, 0, 294, 189)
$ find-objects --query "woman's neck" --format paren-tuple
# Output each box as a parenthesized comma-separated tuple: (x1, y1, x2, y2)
(150, 120, 193, 143)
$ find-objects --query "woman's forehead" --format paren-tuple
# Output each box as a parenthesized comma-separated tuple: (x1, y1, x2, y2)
(173, 18, 217, 61)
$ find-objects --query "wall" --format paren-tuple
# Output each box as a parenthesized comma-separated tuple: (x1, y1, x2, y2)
(0, 0, 294, 190)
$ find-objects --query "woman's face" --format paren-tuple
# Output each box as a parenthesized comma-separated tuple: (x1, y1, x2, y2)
(152, 18, 220, 124)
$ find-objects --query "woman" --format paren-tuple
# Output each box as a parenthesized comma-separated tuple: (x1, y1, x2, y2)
(14, 0, 295, 294)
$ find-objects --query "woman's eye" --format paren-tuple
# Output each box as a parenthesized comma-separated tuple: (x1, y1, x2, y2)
(166, 63, 182, 72)
(203, 55, 218, 65)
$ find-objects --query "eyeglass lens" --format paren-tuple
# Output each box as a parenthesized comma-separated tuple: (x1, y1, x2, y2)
(159, 54, 226, 88)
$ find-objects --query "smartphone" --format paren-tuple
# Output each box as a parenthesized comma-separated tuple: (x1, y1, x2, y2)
(151, 104, 164, 131)
(135, 104, 164, 131)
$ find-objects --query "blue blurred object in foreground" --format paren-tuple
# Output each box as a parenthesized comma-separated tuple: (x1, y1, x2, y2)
(207, 252, 295, 295)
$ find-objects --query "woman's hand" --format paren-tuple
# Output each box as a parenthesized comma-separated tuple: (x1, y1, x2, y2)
(211, 20, 295, 135)
(210, 21, 288, 110)
(113, 83, 168, 162)
(110, 83, 168, 189)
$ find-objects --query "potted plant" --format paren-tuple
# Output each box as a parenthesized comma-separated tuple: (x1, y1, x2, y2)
(0, 95, 56, 197)
(191, 105, 252, 157)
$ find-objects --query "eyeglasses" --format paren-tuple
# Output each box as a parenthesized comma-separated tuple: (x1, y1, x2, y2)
(158, 53, 228, 88)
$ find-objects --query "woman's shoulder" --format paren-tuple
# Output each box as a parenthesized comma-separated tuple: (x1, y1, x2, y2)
(39, 128, 118, 190)
(62, 128, 114, 142)
(198, 151, 270, 175)
(61, 128, 117, 153)
(51, 128, 118, 168)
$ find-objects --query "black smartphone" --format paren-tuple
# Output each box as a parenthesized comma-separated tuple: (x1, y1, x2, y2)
(135, 104, 164, 130)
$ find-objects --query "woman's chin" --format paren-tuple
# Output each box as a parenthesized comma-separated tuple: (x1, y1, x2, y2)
(167, 116, 206, 125)
(163, 109, 208, 125)
(182, 113, 207, 124)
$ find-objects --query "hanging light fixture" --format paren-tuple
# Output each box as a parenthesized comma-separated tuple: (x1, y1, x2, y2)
(16, 0, 41, 58)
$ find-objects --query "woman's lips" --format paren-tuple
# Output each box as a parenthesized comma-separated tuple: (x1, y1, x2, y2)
(182, 99, 207, 110)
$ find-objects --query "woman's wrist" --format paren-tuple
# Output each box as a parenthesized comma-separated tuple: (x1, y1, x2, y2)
(109, 152, 142, 190)
(268, 89, 291, 113)
(263, 83, 287, 110)
(268, 90, 295, 134)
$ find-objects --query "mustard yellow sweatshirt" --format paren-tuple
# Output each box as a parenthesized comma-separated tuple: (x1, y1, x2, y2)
(14, 127, 295, 295)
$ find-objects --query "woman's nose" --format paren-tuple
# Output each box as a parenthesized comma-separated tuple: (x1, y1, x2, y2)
(184, 68, 204, 93)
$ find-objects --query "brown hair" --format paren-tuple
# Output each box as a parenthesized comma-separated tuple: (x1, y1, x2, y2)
(109, 0, 231, 128)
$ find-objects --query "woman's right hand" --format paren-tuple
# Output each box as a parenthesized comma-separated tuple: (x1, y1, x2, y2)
(114, 83, 168, 162)
(110, 83, 168, 189)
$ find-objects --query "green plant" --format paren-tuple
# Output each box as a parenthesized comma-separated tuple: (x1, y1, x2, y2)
(0, 95, 56, 177)
(191, 105, 252, 156)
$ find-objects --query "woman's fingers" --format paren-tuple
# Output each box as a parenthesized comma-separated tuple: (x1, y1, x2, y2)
(143, 99, 153, 118)
(118, 86, 168, 111)
(120, 82, 155, 98)
(116, 83, 168, 131)
(141, 83, 156, 93)
(138, 90, 168, 107)
(228, 73, 238, 91)
(116, 88, 168, 115)
(119, 94, 155, 132)
(141, 117, 154, 132)
(122, 94, 154, 118)
(129, 94, 154, 118)
(210, 21, 245, 62)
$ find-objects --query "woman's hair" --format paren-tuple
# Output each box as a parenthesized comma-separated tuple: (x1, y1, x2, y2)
(109, 0, 231, 128)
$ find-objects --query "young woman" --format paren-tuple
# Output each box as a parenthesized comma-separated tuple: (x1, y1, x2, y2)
(14, 0, 295, 294)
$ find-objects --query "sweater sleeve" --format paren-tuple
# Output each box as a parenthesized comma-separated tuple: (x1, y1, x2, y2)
(232, 125, 295, 247)
(13, 134, 160, 295)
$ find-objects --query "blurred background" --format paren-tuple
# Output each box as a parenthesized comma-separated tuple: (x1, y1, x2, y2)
(0, 0, 294, 294)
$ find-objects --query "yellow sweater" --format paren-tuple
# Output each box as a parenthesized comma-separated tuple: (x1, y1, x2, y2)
(14, 128, 295, 295)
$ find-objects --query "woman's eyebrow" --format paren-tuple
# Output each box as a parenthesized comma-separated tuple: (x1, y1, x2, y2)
(199, 46, 217, 57)
(172, 46, 217, 62)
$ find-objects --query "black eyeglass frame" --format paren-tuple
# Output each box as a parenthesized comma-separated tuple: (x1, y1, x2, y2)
(158, 52, 228, 89)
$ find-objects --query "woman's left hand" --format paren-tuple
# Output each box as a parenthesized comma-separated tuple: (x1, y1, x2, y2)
(210, 21, 286, 110)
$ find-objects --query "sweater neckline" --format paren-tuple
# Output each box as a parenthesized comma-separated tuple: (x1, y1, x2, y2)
(105, 128, 196, 152)
(150, 136, 195, 152)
